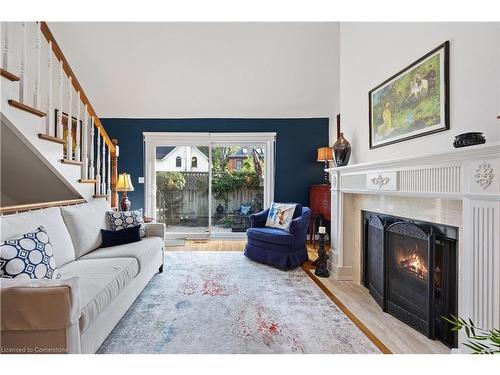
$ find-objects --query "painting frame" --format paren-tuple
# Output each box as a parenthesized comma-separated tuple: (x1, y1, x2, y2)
(54, 109, 83, 159)
(369, 41, 450, 149)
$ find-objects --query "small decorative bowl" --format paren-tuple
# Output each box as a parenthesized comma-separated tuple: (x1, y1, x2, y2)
(453, 132, 486, 148)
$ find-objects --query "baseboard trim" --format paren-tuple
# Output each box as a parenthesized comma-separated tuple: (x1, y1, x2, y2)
(327, 261, 354, 281)
(302, 261, 392, 354)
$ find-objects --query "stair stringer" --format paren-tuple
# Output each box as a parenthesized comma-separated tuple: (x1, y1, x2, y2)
(1, 77, 95, 201)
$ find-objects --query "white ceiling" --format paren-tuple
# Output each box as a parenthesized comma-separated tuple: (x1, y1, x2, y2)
(48, 22, 339, 119)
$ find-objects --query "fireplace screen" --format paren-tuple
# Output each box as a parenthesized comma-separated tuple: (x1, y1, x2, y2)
(387, 222, 433, 336)
(362, 211, 458, 348)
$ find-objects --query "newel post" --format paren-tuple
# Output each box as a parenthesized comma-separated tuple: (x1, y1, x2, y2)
(111, 139, 119, 209)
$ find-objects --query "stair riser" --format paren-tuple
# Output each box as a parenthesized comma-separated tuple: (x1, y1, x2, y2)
(1, 77, 94, 200)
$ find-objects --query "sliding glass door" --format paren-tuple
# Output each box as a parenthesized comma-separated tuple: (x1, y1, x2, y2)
(144, 132, 275, 239)
(155, 144, 210, 237)
(210, 143, 265, 235)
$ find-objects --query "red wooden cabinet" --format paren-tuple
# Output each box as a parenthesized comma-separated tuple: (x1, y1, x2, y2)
(309, 184, 331, 221)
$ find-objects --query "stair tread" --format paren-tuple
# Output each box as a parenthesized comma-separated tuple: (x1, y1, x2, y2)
(38, 133, 65, 145)
(93, 194, 107, 198)
(8, 100, 46, 117)
(0, 68, 20, 81)
(60, 159, 83, 166)
(79, 179, 97, 183)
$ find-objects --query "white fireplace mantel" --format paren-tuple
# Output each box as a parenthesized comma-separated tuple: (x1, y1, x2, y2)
(326, 142, 500, 339)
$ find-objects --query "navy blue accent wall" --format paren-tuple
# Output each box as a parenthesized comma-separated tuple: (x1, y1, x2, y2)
(102, 118, 329, 210)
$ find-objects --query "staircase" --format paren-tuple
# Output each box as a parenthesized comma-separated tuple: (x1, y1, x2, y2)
(1, 22, 119, 212)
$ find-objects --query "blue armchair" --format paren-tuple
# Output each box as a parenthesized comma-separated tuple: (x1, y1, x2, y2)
(244, 204, 311, 270)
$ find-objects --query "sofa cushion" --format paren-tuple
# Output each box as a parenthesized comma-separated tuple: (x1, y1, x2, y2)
(0, 207, 76, 267)
(60, 257, 139, 333)
(100, 226, 141, 248)
(106, 209, 145, 238)
(247, 227, 294, 245)
(1, 226, 62, 280)
(80, 236, 163, 272)
(60, 200, 111, 259)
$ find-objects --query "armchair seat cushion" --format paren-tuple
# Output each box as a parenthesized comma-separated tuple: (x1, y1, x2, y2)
(247, 227, 294, 245)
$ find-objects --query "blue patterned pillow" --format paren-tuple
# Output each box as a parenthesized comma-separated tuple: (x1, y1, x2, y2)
(265, 202, 297, 230)
(106, 209, 145, 238)
(0, 226, 62, 279)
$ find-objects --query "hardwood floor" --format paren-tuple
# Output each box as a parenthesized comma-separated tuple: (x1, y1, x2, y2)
(165, 239, 451, 354)
(165, 239, 246, 251)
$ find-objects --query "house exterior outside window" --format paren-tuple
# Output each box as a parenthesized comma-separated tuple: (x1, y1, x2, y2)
(192, 156, 198, 168)
(176, 156, 182, 167)
(236, 160, 242, 171)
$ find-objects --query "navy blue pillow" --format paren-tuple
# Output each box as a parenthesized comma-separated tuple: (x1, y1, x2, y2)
(100, 225, 141, 248)
(292, 204, 303, 219)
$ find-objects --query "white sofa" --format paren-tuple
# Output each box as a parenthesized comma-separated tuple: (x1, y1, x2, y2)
(0, 199, 165, 354)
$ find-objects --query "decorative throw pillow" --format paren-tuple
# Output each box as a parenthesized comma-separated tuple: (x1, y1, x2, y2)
(100, 226, 141, 248)
(265, 202, 297, 231)
(106, 209, 145, 238)
(240, 204, 252, 216)
(0, 226, 62, 279)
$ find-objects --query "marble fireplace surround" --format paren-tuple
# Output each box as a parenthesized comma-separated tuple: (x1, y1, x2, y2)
(326, 143, 500, 342)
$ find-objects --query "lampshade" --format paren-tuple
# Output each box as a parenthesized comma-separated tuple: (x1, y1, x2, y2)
(116, 173, 134, 192)
(317, 147, 333, 162)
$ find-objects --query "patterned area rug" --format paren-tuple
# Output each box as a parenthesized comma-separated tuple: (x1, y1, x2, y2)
(97, 251, 380, 354)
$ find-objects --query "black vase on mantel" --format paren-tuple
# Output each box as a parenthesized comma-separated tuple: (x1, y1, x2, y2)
(333, 132, 351, 167)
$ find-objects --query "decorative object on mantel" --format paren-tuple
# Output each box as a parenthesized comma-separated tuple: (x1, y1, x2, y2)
(116, 173, 134, 210)
(369, 41, 450, 149)
(333, 114, 351, 166)
(453, 132, 486, 148)
(474, 162, 494, 190)
(314, 226, 330, 278)
(316, 146, 333, 183)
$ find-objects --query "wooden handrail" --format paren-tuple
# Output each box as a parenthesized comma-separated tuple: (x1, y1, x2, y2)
(0, 198, 86, 215)
(39, 22, 115, 153)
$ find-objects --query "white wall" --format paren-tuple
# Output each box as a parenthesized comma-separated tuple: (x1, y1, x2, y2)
(156, 146, 209, 172)
(340, 22, 500, 164)
(0, 122, 80, 205)
(47, 22, 340, 139)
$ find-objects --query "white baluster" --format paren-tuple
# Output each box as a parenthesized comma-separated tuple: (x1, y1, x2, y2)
(2, 22, 10, 70)
(107, 146, 111, 201)
(66, 76, 73, 160)
(33, 22, 41, 109)
(96, 130, 101, 195)
(75, 92, 81, 162)
(82, 105, 89, 180)
(46, 41, 53, 136)
(19, 22, 28, 104)
(57, 60, 64, 139)
(101, 135, 106, 195)
(89, 117, 95, 182)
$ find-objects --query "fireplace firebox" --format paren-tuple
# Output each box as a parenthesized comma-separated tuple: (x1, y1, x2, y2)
(363, 211, 458, 348)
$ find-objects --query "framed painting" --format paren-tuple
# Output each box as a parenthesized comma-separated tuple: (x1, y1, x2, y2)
(54, 109, 82, 159)
(369, 41, 449, 149)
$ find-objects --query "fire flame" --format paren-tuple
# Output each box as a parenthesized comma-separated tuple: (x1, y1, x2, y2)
(399, 245, 428, 279)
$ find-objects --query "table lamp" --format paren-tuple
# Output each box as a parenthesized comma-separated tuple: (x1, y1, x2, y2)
(317, 147, 333, 184)
(116, 173, 134, 211)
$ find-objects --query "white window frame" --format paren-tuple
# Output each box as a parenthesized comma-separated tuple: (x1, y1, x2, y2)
(143, 132, 276, 238)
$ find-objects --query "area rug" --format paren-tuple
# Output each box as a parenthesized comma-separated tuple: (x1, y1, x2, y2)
(97, 251, 380, 354)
